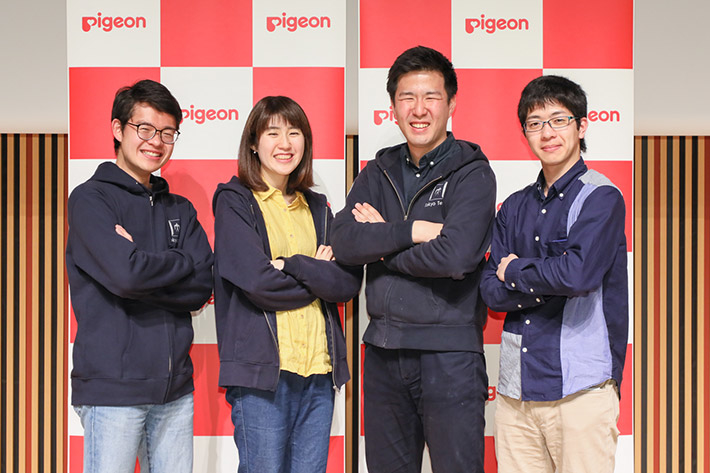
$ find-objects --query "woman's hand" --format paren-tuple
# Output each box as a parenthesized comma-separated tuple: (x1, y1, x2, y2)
(315, 245, 334, 261)
(270, 259, 285, 270)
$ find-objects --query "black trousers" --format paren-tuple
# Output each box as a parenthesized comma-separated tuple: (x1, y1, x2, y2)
(363, 345, 488, 473)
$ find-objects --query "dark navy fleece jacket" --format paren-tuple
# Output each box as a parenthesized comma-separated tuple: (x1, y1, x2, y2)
(331, 138, 496, 353)
(66, 162, 213, 406)
(212, 177, 362, 391)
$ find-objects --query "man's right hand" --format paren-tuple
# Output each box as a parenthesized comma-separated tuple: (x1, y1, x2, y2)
(412, 221, 443, 244)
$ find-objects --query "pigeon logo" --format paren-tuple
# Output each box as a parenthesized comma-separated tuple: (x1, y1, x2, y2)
(182, 105, 239, 125)
(81, 12, 147, 32)
(465, 14, 529, 34)
(374, 106, 398, 126)
(266, 13, 332, 32)
(488, 386, 497, 401)
(587, 110, 620, 122)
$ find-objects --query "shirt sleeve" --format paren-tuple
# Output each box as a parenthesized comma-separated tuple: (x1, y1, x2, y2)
(479, 197, 547, 312)
(383, 163, 496, 279)
(504, 186, 626, 297)
(213, 189, 316, 312)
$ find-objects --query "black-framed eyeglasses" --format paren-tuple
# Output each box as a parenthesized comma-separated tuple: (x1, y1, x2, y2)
(126, 122, 180, 144)
(523, 116, 579, 133)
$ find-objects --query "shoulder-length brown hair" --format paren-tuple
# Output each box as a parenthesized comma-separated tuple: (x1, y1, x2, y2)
(238, 96, 314, 195)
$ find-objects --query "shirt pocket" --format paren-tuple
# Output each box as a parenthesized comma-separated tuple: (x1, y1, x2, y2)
(545, 237, 568, 257)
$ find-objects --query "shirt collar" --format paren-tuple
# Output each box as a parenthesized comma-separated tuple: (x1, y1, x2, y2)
(402, 132, 455, 171)
(535, 157, 588, 200)
(254, 184, 308, 208)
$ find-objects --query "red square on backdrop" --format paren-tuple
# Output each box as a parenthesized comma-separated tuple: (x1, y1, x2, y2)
(585, 160, 633, 251)
(70, 436, 83, 473)
(360, 0, 451, 68)
(70, 304, 77, 343)
(326, 436, 344, 473)
(453, 69, 541, 161)
(484, 309, 505, 345)
(191, 343, 233, 436)
(543, 0, 633, 69)
(161, 0, 252, 67)
(161, 159, 238, 248)
(69, 68, 160, 160)
(253, 68, 344, 160)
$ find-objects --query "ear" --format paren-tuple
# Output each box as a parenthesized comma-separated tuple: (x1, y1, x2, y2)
(111, 119, 124, 143)
(448, 96, 457, 118)
(577, 116, 588, 140)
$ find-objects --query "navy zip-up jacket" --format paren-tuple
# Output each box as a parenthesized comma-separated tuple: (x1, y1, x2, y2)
(331, 138, 496, 352)
(212, 177, 362, 391)
(66, 162, 214, 406)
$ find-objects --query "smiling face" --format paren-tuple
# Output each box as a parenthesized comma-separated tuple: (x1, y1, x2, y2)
(391, 70, 456, 164)
(254, 116, 305, 193)
(112, 103, 177, 187)
(524, 101, 588, 183)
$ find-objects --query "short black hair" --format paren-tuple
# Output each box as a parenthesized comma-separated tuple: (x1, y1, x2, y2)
(111, 79, 182, 153)
(386, 46, 457, 102)
(518, 75, 588, 152)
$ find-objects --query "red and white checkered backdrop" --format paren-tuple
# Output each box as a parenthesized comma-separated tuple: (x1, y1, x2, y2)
(67, 0, 633, 471)
(67, 0, 347, 471)
(357, 0, 633, 472)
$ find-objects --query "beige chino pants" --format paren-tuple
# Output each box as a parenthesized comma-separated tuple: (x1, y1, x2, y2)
(494, 380, 620, 473)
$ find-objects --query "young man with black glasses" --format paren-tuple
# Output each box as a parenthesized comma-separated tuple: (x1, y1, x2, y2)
(480, 75, 628, 473)
(66, 79, 213, 473)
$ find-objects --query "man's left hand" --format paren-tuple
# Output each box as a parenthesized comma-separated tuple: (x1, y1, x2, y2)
(496, 253, 518, 282)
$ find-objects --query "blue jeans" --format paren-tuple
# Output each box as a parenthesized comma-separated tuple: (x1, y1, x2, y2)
(225, 372, 335, 473)
(74, 393, 193, 473)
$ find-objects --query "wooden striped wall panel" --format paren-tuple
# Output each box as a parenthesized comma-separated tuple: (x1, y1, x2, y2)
(0, 134, 68, 473)
(634, 136, 710, 473)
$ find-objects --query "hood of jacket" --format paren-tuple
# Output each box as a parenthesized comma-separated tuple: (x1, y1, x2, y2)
(92, 161, 170, 196)
(373, 138, 489, 182)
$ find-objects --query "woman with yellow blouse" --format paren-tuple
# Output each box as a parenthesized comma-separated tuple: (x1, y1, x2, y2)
(212, 96, 362, 473)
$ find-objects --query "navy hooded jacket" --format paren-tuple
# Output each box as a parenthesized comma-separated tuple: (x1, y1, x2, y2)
(331, 138, 496, 352)
(66, 162, 214, 406)
(212, 176, 362, 391)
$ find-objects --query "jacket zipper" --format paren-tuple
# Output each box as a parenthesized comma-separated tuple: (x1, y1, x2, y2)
(379, 170, 444, 348)
(150, 190, 173, 402)
(250, 202, 281, 390)
(321, 206, 339, 390)
(323, 302, 339, 391)
(382, 170, 444, 219)
(263, 309, 281, 391)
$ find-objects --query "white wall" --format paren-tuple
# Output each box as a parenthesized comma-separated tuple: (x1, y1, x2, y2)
(0, 0, 68, 134)
(1, 0, 709, 135)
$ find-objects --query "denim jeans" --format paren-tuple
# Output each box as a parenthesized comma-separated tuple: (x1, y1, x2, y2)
(74, 393, 193, 473)
(225, 372, 335, 473)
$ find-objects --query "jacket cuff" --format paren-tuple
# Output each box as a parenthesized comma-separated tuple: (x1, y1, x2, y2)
(280, 255, 302, 279)
(393, 220, 415, 249)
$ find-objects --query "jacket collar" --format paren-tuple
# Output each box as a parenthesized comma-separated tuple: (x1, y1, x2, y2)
(91, 161, 169, 196)
(375, 133, 488, 181)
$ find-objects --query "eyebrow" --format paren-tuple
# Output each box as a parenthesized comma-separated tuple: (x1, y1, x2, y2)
(399, 88, 443, 94)
(526, 110, 570, 120)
